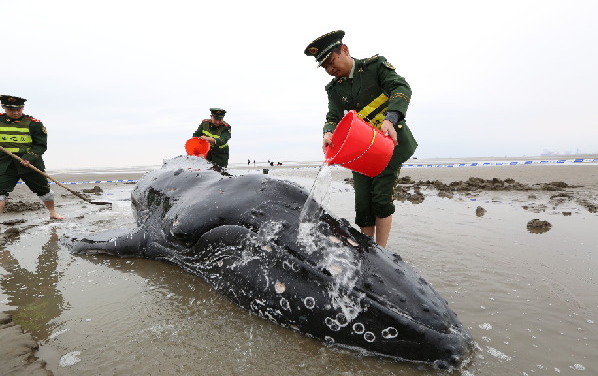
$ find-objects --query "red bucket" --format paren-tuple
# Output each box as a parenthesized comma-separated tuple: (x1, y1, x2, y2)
(185, 137, 211, 158)
(324, 110, 394, 177)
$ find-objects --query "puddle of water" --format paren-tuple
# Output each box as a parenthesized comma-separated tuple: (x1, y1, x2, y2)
(2, 178, 597, 375)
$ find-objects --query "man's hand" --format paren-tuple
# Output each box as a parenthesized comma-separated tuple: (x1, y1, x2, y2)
(322, 132, 333, 153)
(380, 120, 398, 146)
(20, 159, 31, 168)
(199, 135, 216, 145)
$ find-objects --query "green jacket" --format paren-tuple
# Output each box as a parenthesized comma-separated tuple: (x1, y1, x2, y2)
(193, 119, 231, 167)
(0, 113, 47, 174)
(324, 55, 417, 164)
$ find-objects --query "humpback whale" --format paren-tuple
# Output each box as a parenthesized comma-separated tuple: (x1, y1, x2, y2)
(69, 156, 472, 368)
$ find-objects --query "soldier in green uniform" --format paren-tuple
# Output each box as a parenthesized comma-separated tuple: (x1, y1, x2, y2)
(305, 30, 417, 247)
(192, 108, 231, 168)
(0, 95, 64, 219)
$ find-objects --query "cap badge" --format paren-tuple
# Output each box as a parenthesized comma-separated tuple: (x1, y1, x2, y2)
(308, 47, 318, 55)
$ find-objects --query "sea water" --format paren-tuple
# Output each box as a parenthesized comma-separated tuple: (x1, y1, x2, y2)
(5, 157, 598, 375)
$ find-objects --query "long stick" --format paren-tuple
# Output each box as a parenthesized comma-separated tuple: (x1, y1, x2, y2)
(0, 145, 110, 206)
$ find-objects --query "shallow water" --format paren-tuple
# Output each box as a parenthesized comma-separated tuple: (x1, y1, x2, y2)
(1, 167, 596, 375)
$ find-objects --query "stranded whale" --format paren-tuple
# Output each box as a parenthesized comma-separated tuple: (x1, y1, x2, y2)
(69, 156, 472, 368)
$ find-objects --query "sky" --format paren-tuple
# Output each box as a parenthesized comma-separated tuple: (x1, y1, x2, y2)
(3, 0, 598, 169)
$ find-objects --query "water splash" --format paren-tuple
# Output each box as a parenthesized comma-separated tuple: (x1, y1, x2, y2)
(297, 163, 363, 322)
(298, 163, 333, 256)
(298, 163, 333, 225)
(256, 221, 284, 243)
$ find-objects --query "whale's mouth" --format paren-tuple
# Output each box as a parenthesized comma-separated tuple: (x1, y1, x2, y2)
(359, 288, 471, 338)
(72, 248, 112, 255)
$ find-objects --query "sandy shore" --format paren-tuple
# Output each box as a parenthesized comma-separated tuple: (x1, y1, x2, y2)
(1, 156, 597, 375)
(0, 312, 52, 375)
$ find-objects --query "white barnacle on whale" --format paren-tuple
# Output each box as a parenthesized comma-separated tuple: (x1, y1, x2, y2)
(274, 280, 286, 294)
(280, 297, 290, 310)
(353, 322, 365, 334)
(382, 327, 398, 338)
(364, 332, 376, 342)
(282, 260, 300, 272)
(325, 317, 341, 331)
(328, 235, 341, 243)
(335, 312, 349, 327)
(303, 297, 315, 309)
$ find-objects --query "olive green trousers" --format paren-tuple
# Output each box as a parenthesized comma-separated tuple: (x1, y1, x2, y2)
(207, 148, 229, 168)
(0, 162, 50, 197)
(352, 146, 402, 227)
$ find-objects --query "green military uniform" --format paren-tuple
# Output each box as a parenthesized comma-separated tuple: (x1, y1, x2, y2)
(305, 31, 418, 227)
(192, 108, 231, 168)
(0, 95, 51, 198)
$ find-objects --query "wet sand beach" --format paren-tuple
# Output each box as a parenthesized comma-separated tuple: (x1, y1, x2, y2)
(1, 156, 597, 375)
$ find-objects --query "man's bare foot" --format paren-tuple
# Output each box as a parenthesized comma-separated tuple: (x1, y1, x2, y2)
(50, 213, 65, 220)
(43, 201, 64, 220)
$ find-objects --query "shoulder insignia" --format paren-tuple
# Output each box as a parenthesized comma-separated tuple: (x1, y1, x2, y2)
(223, 121, 231, 127)
(383, 60, 396, 70)
(28, 116, 42, 122)
(325, 79, 336, 91)
(363, 54, 380, 65)
(202, 119, 210, 122)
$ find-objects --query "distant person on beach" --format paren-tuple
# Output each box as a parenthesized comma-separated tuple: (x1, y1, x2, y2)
(0, 95, 64, 219)
(192, 108, 231, 168)
(304, 30, 417, 247)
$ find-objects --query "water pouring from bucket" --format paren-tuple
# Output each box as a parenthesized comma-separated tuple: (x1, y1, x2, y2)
(324, 110, 394, 177)
(185, 137, 211, 158)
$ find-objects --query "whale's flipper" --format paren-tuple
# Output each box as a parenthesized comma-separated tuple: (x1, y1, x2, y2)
(70, 227, 148, 257)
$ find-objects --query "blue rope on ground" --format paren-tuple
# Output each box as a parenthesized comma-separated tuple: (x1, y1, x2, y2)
(402, 158, 598, 169)
(15, 158, 597, 185)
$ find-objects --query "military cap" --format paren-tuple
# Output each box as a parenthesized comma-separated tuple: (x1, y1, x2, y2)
(0, 95, 27, 108)
(210, 108, 226, 119)
(304, 30, 345, 66)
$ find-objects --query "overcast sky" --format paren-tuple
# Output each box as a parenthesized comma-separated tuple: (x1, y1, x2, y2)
(3, 0, 597, 168)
